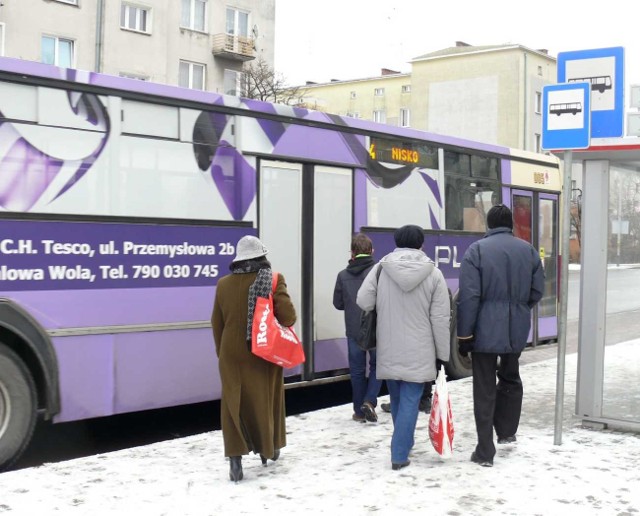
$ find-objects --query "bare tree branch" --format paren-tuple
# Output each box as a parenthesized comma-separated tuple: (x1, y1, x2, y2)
(243, 57, 303, 105)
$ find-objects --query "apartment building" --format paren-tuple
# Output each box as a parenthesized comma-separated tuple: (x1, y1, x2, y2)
(300, 69, 412, 127)
(0, 0, 275, 95)
(298, 42, 557, 153)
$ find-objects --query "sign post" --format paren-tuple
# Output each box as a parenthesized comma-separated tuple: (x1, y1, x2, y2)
(542, 81, 591, 446)
(549, 46, 626, 444)
(553, 149, 572, 446)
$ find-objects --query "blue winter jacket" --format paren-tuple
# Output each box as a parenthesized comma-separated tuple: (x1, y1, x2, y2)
(456, 227, 545, 354)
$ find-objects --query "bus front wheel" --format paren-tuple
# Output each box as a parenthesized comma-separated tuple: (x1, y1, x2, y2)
(0, 342, 37, 472)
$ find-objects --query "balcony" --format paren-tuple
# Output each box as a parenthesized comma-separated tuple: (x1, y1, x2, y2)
(212, 34, 256, 62)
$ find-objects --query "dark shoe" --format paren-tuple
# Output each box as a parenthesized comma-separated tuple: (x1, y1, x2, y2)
(229, 456, 243, 481)
(470, 451, 493, 467)
(360, 401, 378, 422)
(380, 402, 391, 413)
(497, 435, 517, 444)
(392, 460, 410, 470)
(352, 413, 366, 422)
(419, 396, 432, 413)
(260, 448, 281, 465)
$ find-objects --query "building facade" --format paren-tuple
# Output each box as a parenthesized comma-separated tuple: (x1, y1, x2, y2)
(298, 43, 557, 153)
(299, 69, 412, 128)
(0, 0, 275, 94)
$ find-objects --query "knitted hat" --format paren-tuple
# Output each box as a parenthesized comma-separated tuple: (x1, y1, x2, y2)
(394, 224, 424, 249)
(232, 236, 268, 262)
(487, 204, 514, 230)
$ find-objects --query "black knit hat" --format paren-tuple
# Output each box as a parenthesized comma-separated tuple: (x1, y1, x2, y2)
(486, 204, 513, 230)
(394, 224, 424, 249)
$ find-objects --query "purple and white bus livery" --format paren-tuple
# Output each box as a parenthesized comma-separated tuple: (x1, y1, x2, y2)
(0, 56, 562, 470)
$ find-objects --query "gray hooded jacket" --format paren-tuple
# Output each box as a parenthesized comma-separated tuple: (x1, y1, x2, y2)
(356, 248, 450, 383)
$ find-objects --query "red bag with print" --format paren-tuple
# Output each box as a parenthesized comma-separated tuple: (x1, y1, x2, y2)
(429, 365, 454, 457)
(251, 272, 305, 368)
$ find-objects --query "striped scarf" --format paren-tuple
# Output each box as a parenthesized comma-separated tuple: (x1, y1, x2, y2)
(231, 258, 273, 344)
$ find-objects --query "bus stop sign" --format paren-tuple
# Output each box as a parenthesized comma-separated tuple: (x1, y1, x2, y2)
(541, 82, 591, 151)
(557, 47, 625, 138)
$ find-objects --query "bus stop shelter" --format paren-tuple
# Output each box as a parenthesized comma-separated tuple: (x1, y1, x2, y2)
(567, 137, 640, 432)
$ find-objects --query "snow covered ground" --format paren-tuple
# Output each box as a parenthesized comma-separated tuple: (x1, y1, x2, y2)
(1, 341, 639, 516)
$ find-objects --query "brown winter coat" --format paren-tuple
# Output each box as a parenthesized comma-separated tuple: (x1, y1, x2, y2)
(212, 271, 297, 458)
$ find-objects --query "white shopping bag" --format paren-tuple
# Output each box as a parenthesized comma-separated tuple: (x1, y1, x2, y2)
(428, 365, 454, 457)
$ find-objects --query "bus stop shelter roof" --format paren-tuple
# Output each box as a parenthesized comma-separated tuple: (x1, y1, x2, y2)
(554, 138, 640, 165)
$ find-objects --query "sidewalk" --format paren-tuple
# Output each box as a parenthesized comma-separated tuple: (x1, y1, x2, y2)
(0, 342, 639, 515)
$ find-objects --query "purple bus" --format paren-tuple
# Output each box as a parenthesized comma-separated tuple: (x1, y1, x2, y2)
(0, 56, 562, 470)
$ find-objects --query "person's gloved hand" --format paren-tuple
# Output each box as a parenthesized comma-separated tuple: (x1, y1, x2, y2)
(435, 359, 448, 373)
(457, 336, 475, 356)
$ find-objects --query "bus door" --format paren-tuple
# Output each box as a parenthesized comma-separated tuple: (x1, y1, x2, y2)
(258, 160, 352, 381)
(511, 190, 559, 344)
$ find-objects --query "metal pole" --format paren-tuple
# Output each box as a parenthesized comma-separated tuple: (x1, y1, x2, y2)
(554, 150, 572, 445)
(617, 177, 621, 267)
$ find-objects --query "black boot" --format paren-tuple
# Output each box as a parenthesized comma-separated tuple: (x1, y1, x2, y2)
(260, 449, 280, 465)
(229, 456, 243, 482)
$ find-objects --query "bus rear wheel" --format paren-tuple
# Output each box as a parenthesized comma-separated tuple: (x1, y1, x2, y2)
(0, 342, 37, 472)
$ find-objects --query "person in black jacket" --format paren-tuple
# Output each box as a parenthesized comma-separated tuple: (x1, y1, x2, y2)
(333, 233, 382, 423)
(457, 204, 545, 467)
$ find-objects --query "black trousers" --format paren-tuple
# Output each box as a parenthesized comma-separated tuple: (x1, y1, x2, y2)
(471, 352, 523, 461)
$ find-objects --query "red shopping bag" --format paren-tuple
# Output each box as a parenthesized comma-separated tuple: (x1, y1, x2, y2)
(429, 365, 454, 457)
(251, 272, 305, 368)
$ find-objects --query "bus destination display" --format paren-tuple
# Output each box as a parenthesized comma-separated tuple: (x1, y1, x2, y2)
(369, 137, 438, 169)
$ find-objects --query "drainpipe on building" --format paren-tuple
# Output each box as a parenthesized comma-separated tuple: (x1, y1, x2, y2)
(95, 0, 105, 72)
(523, 51, 528, 151)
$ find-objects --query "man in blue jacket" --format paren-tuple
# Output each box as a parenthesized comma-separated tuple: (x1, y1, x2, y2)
(333, 233, 382, 423)
(457, 204, 545, 467)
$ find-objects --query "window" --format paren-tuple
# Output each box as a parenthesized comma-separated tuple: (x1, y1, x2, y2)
(444, 150, 500, 231)
(121, 100, 178, 139)
(374, 88, 384, 96)
(223, 69, 243, 96)
(41, 35, 74, 68)
(181, 0, 207, 32)
(535, 133, 541, 153)
(179, 60, 205, 90)
(226, 7, 249, 37)
(350, 91, 356, 99)
(400, 108, 410, 127)
(470, 154, 499, 179)
(512, 194, 532, 242)
(401, 85, 411, 93)
(535, 91, 542, 114)
(120, 72, 149, 81)
(538, 197, 557, 317)
(121, 4, 150, 33)
(373, 110, 386, 123)
(0, 23, 4, 57)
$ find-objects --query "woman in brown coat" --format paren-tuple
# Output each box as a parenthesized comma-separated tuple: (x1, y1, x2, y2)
(212, 235, 297, 482)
